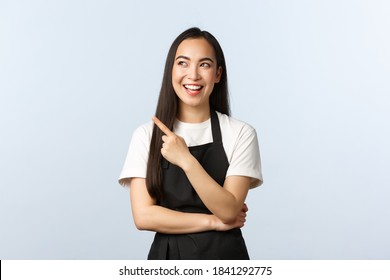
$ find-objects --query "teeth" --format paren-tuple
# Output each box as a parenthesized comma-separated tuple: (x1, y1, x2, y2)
(184, 85, 202, 90)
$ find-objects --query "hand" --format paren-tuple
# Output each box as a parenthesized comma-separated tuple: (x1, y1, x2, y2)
(152, 116, 193, 169)
(213, 203, 248, 231)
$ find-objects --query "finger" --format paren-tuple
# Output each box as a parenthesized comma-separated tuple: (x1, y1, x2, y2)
(152, 116, 174, 136)
(162, 135, 169, 143)
(242, 203, 248, 212)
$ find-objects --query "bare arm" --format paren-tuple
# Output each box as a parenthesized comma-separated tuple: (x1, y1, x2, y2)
(129, 178, 247, 234)
(153, 116, 251, 224)
(183, 160, 251, 224)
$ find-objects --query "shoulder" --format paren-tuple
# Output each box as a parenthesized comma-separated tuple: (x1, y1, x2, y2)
(118, 121, 153, 187)
(131, 121, 154, 143)
(216, 111, 260, 163)
(216, 111, 257, 138)
(216, 112, 263, 188)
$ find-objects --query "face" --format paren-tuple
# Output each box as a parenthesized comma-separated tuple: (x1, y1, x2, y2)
(172, 38, 222, 113)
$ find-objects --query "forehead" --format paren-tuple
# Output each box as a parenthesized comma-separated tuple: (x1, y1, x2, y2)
(175, 38, 216, 59)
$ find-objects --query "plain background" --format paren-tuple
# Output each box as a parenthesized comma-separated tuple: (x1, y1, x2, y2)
(1, 0, 389, 259)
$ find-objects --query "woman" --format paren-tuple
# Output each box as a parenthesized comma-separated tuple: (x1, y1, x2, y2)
(119, 27, 263, 259)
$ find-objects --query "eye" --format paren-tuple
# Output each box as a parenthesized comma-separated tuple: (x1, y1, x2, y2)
(177, 61, 188, 66)
(200, 62, 211, 68)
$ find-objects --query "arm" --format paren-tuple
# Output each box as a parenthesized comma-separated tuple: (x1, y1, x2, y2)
(129, 177, 247, 234)
(183, 161, 251, 224)
(153, 117, 251, 224)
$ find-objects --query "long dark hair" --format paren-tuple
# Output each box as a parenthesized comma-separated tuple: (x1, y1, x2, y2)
(146, 27, 230, 200)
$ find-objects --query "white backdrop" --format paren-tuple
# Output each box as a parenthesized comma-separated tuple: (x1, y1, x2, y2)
(1, 0, 389, 259)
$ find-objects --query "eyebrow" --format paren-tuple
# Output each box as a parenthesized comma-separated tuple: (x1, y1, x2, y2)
(175, 55, 215, 63)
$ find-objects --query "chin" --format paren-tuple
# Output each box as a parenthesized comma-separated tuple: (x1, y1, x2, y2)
(177, 90, 211, 109)
(182, 101, 202, 108)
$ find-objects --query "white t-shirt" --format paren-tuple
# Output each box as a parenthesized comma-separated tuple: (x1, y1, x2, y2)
(119, 111, 263, 189)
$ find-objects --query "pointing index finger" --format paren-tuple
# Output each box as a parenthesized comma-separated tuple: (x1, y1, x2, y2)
(152, 116, 174, 136)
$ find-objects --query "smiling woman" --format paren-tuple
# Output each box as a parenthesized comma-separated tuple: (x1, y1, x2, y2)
(118, 27, 263, 260)
(172, 39, 222, 118)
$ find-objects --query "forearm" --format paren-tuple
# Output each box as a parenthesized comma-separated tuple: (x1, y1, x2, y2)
(182, 156, 247, 223)
(133, 204, 216, 234)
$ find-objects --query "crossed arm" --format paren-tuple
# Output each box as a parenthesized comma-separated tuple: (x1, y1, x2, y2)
(129, 116, 251, 234)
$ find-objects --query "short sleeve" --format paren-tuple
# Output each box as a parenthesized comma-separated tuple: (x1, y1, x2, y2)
(226, 125, 263, 188)
(118, 123, 152, 187)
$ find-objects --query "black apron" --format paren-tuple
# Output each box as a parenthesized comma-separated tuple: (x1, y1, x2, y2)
(147, 111, 249, 260)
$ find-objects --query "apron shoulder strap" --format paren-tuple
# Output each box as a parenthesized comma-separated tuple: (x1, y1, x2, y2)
(210, 110, 223, 144)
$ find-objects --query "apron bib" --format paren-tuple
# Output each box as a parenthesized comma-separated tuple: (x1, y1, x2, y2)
(147, 111, 249, 260)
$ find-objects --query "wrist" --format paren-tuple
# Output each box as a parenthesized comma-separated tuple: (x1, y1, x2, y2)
(181, 154, 197, 173)
(207, 215, 217, 231)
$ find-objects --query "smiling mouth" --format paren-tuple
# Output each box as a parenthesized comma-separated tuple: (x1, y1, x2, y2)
(184, 84, 203, 91)
(183, 84, 204, 96)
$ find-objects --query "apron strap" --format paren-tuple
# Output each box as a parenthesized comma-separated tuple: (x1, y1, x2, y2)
(210, 110, 222, 144)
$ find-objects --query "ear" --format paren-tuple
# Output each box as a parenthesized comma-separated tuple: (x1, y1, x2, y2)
(215, 66, 223, 83)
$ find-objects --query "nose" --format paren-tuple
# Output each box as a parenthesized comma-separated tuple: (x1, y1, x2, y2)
(187, 65, 200, 80)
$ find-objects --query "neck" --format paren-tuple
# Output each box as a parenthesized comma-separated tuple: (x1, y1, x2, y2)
(177, 105, 211, 123)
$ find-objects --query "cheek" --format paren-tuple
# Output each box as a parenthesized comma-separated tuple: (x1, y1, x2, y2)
(204, 72, 218, 85)
(172, 67, 185, 80)
(172, 71, 182, 91)
(202, 68, 217, 79)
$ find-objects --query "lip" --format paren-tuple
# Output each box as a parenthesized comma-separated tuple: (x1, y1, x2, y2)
(183, 84, 203, 96)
